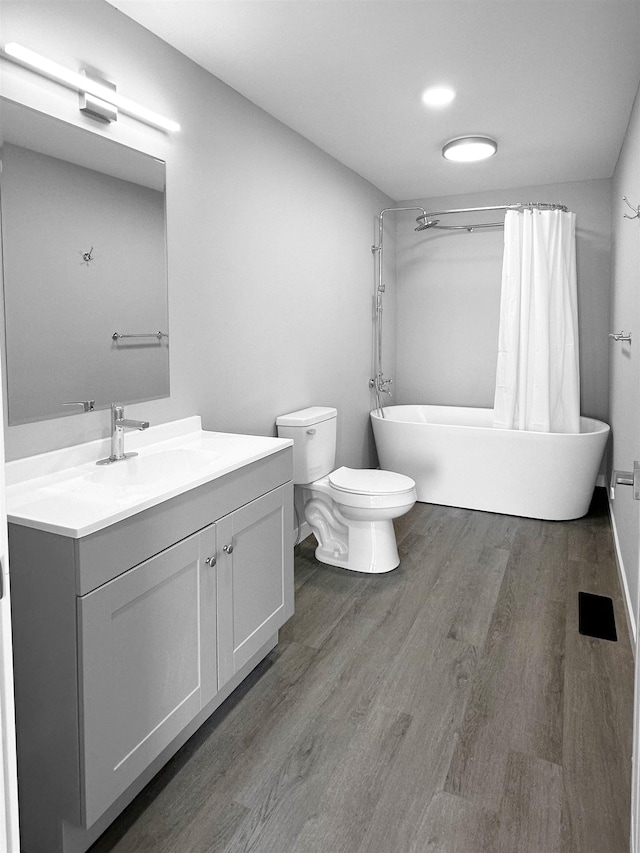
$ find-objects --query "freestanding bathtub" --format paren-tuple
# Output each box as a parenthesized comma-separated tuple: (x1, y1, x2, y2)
(371, 405, 610, 521)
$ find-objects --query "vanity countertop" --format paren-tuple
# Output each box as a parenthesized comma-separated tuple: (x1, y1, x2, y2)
(5, 416, 292, 538)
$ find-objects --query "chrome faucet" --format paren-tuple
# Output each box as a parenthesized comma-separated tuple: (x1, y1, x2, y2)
(97, 403, 150, 465)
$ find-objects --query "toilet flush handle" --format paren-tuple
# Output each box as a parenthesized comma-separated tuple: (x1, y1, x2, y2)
(306, 428, 316, 436)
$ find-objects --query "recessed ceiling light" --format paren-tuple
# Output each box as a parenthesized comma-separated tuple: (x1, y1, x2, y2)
(422, 86, 456, 108)
(442, 136, 497, 162)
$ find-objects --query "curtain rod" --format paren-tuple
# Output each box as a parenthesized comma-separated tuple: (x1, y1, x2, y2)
(415, 202, 569, 232)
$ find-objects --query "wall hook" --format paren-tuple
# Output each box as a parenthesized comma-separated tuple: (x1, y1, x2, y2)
(609, 330, 632, 344)
(622, 197, 640, 220)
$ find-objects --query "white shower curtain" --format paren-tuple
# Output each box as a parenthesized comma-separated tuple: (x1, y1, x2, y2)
(493, 208, 580, 433)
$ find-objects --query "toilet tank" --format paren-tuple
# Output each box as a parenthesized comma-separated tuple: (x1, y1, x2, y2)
(276, 407, 337, 484)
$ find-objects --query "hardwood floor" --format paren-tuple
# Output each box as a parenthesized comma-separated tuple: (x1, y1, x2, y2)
(91, 490, 634, 853)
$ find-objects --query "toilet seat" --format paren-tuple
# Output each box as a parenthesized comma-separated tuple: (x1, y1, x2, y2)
(309, 467, 417, 512)
(328, 466, 415, 497)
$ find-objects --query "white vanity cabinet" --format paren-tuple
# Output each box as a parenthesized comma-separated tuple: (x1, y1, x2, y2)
(8, 447, 293, 853)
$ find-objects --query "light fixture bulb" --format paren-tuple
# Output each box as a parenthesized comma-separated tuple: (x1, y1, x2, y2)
(442, 136, 497, 162)
(422, 86, 456, 108)
(2, 42, 180, 132)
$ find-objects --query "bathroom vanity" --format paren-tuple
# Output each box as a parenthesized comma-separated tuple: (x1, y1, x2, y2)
(5, 418, 294, 853)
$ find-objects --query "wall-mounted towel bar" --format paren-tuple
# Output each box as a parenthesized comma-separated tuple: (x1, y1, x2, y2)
(112, 331, 168, 341)
(63, 400, 95, 412)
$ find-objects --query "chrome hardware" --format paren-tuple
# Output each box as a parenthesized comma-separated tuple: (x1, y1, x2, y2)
(369, 374, 393, 396)
(414, 201, 569, 232)
(223, 544, 234, 554)
(614, 462, 640, 500)
(306, 428, 316, 436)
(63, 400, 95, 413)
(96, 403, 150, 464)
(372, 207, 428, 418)
(112, 331, 168, 341)
(609, 331, 632, 343)
(622, 196, 640, 220)
(205, 555, 217, 567)
(79, 70, 118, 123)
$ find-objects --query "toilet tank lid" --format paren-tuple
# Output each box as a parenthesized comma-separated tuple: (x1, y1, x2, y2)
(276, 406, 337, 427)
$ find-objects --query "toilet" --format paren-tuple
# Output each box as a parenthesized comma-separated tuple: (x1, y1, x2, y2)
(276, 407, 416, 573)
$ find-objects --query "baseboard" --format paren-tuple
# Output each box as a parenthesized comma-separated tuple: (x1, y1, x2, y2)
(606, 493, 637, 650)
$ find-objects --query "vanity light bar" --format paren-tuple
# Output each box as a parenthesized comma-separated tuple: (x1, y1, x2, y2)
(2, 42, 180, 133)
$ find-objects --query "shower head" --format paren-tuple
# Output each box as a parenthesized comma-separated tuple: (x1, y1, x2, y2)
(415, 219, 439, 231)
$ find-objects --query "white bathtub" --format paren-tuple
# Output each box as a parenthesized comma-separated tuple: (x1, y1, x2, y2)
(370, 405, 610, 521)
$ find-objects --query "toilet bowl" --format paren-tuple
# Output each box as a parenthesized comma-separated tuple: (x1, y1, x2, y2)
(276, 408, 417, 574)
(304, 466, 416, 572)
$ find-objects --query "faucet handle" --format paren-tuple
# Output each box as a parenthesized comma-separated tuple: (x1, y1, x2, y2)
(63, 400, 95, 413)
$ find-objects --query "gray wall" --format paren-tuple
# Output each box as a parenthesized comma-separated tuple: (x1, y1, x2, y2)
(395, 180, 612, 423)
(609, 79, 640, 632)
(1, 1, 392, 467)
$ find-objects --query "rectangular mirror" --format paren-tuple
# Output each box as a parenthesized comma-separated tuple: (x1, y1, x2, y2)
(0, 99, 169, 425)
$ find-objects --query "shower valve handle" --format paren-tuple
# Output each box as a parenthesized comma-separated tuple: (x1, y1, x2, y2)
(370, 375, 393, 396)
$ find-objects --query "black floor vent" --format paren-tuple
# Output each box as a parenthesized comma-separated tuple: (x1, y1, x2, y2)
(578, 591, 618, 642)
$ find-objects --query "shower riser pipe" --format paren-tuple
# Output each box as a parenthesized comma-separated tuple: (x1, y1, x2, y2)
(371, 207, 427, 414)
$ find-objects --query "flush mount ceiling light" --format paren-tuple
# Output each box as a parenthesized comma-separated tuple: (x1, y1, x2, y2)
(2, 42, 180, 132)
(442, 135, 497, 162)
(422, 85, 456, 108)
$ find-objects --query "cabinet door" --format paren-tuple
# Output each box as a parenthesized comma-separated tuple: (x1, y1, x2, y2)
(77, 524, 217, 828)
(217, 483, 294, 687)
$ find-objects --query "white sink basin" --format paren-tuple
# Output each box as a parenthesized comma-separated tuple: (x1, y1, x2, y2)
(5, 417, 293, 538)
(84, 447, 222, 489)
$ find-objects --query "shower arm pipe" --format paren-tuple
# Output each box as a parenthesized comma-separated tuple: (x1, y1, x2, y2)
(373, 206, 428, 254)
(371, 206, 427, 414)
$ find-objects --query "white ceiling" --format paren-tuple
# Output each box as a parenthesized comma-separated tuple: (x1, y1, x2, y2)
(105, 0, 640, 200)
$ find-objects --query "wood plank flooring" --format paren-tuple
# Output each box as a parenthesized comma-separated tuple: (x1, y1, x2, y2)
(91, 490, 634, 853)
